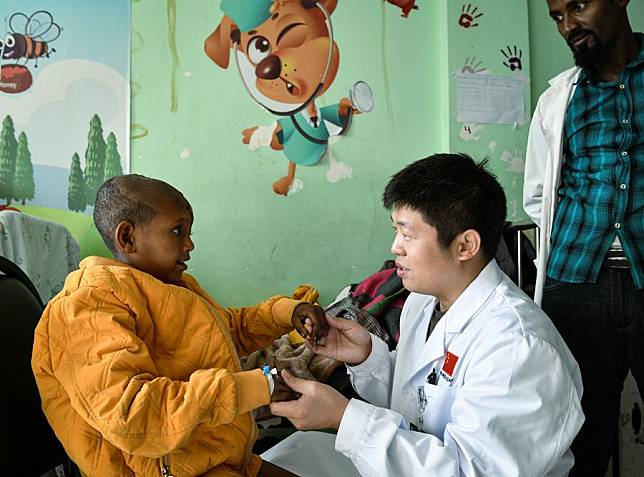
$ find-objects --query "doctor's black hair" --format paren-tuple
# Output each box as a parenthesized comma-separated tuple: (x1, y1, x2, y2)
(93, 174, 192, 255)
(382, 153, 507, 261)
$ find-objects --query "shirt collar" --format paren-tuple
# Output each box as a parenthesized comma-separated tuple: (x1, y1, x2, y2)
(629, 32, 644, 67)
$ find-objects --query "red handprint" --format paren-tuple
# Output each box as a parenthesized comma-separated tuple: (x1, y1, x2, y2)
(458, 4, 483, 28)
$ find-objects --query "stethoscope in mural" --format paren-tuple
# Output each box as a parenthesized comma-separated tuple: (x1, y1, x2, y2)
(0, 10, 62, 94)
(205, 0, 374, 196)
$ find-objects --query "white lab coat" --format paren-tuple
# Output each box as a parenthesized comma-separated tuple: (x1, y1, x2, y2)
(523, 66, 581, 305)
(262, 261, 584, 476)
(333, 260, 584, 477)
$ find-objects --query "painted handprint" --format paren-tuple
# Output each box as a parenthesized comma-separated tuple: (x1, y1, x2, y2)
(458, 4, 483, 28)
(461, 57, 487, 74)
(459, 123, 483, 141)
(501, 45, 523, 71)
(500, 147, 525, 174)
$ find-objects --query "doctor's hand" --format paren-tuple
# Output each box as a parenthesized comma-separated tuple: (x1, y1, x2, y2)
(270, 373, 300, 403)
(291, 303, 328, 345)
(306, 315, 372, 366)
(269, 370, 349, 430)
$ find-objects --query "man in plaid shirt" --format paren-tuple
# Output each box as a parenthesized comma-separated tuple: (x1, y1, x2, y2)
(524, 1, 643, 475)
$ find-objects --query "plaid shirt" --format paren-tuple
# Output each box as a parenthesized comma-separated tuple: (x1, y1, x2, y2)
(547, 34, 644, 288)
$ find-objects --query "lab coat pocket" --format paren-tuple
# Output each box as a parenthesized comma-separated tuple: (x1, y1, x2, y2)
(422, 383, 457, 436)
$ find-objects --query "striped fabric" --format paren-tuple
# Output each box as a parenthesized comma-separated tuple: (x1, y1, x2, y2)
(547, 34, 644, 288)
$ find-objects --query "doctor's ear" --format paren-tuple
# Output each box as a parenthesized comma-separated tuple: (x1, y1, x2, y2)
(114, 220, 137, 254)
(453, 229, 481, 262)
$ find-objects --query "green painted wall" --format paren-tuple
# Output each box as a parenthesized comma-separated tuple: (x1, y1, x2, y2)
(129, 0, 447, 306)
(445, 0, 532, 222)
(26, 0, 644, 307)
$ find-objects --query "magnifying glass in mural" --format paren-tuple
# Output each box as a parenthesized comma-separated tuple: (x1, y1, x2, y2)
(350, 80, 374, 113)
(292, 80, 374, 145)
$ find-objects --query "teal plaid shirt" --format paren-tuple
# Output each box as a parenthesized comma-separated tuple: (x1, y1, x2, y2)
(547, 34, 644, 288)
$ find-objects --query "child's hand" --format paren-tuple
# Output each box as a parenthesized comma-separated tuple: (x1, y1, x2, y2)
(291, 303, 328, 345)
(270, 374, 300, 402)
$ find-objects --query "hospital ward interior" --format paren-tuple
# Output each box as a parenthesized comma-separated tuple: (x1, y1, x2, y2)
(0, 0, 642, 476)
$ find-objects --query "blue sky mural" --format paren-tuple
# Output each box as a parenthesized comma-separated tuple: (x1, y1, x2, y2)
(0, 0, 129, 210)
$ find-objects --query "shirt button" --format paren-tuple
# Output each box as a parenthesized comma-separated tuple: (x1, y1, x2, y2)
(615, 223, 621, 229)
(622, 119, 629, 124)
(619, 84, 625, 89)
(621, 151, 628, 156)
(620, 183, 627, 190)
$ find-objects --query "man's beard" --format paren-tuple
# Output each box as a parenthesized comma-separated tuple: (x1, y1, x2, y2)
(568, 29, 605, 76)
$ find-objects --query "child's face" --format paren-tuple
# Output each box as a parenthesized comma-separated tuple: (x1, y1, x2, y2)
(130, 194, 194, 285)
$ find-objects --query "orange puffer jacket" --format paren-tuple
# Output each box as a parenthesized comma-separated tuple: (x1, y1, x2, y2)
(32, 257, 304, 476)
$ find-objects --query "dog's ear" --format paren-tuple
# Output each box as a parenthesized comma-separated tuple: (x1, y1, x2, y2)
(204, 15, 238, 69)
(318, 0, 337, 15)
(301, 0, 337, 15)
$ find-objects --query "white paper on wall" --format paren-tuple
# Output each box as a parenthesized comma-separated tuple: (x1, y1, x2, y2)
(456, 73, 525, 125)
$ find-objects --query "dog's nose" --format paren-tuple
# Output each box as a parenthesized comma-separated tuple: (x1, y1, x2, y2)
(256, 55, 281, 80)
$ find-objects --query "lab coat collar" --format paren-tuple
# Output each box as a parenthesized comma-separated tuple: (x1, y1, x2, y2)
(442, 259, 503, 334)
(407, 260, 503, 381)
(409, 308, 448, 381)
(547, 66, 580, 89)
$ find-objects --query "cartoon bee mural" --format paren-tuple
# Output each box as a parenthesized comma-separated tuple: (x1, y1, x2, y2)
(0, 10, 62, 94)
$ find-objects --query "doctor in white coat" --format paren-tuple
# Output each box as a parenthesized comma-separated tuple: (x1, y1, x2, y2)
(267, 153, 584, 477)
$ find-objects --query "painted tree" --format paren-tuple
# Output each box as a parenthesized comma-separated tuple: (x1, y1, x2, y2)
(83, 114, 106, 206)
(0, 115, 18, 204)
(14, 132, 36, 205)
(68, 153, 86, 212)
(103, 132, 123, 180)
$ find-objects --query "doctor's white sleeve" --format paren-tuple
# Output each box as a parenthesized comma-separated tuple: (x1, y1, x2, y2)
(523, 99, 548, 228)
(345, 334, 396, 408)
(335, 334, 583, 477)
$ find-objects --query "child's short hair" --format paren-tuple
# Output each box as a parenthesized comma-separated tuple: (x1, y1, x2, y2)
(93, 174, 188, 254)
(382, 153, 507, 261)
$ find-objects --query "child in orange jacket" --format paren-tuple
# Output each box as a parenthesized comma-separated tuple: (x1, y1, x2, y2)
(33, 174, 326, 477)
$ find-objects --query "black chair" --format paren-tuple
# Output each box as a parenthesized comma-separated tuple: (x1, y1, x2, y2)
(0, 255, 72, 476)
(495, 221, 537, 296)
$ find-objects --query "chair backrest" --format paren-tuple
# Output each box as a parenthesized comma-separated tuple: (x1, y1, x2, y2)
(0, 255, 68, 475)
(496, 222, 537, 296)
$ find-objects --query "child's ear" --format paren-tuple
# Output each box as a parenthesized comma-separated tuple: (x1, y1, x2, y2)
(114, 220, 137, 254)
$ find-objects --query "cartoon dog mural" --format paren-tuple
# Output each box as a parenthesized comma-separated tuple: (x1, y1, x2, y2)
(205, 0, 372, 196)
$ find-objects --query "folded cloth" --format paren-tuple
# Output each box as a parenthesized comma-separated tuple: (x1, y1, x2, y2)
(0, 210, 80, 302)
(351, 265, 409, 346)
(241, 284, 343, 384)
(242, 334, 343, 382)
